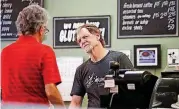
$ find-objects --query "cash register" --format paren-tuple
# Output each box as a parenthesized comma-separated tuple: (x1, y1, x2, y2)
(150, 70, 179, 109)
(100, 61, 158, 109)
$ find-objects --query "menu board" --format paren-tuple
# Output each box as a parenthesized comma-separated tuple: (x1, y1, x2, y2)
(118, 0, 178, 38)
(0, 0, 43, 41)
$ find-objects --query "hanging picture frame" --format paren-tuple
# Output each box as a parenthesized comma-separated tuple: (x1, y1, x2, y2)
(53, 15, 111, 48)
(167, 48, 179, 66)
(134, 44, 161, 68)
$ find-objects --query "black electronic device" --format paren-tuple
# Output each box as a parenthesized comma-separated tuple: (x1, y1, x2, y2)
(150, 71, 179, 108)
(100, 61, 158, 109)
(161, 70, 179, 78)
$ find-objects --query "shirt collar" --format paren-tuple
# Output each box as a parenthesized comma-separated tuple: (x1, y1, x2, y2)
(16, 35, 39, 43)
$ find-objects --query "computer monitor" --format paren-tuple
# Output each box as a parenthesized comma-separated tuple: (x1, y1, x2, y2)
(100, 71, 158, 109)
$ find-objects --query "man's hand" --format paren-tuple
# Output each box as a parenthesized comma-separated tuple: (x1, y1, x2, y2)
(69, 95, 83, 109)
(45, 83, 65, 109)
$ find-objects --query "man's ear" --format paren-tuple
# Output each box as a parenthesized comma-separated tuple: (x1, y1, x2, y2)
(39, 26, 43, 36)
(98, 37, 100, 40)
(96, 34, 100, 40)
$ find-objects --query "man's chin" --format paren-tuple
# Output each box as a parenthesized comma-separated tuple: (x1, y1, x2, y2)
(84, 49, 91, 53)
(84, 47, 92, 53)
(84, 45, 97, 53)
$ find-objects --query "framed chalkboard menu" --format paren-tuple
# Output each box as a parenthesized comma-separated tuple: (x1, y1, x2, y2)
(118, 0, 178, 38)
(53, 16, 111, 48)
(1, 0, 44, 41)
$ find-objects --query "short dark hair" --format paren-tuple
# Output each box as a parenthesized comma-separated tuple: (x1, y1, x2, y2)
(75, 24, 105, 47)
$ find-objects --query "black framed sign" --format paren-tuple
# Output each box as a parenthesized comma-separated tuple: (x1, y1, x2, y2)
(53, 15, 111, 48)
(118, 0, 178, 38)
(134, 44, 161, 68)
(1, 0, 44, 41)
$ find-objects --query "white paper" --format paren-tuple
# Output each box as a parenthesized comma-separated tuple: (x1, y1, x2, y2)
(56, 56, 83, 101)
(167, 49, 179, 66)
(127, 84, 135, 90)
(110, 85, 118, 93)
(104, 79, 115, 88)
(125, 71, 144, 74)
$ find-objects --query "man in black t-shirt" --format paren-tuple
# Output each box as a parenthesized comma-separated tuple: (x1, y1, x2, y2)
(69, 24, 134, 109)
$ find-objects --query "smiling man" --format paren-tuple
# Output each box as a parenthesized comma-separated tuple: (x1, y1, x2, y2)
(69, 24, 134, 109)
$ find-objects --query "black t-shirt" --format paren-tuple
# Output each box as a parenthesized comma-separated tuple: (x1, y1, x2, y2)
(70, 50, 134, 108)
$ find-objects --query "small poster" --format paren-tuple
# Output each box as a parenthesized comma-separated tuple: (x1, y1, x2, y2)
(137, 49, 157, 66)
(167, 49, 179, 66)
(134, 44, 161, 68)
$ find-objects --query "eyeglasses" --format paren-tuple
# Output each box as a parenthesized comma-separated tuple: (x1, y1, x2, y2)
(44, 27, 49, 35)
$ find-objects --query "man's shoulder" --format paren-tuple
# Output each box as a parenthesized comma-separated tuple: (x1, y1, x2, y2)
(2, 42, 52, 51)
(77, 59, 90, 69)
(27, 43, 54, 54)
(1, 42, 16, 54)
(107, 50, 128, 62)
(109, 50, 125, 57)
(75, 59, 91, 73)
(35, 44, 54, 54)
(40, 44, 53, 50)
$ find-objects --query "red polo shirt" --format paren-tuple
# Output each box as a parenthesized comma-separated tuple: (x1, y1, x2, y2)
(1, 35, 61, 105)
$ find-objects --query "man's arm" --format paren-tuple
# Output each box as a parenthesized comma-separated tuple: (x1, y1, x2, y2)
(69, 95, 83, 109)
(45, 83, 65, 108)
(41, 46, 65, 108)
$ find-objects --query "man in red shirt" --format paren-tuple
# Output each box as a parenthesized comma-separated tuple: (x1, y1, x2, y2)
(1, 4, 65, 109)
